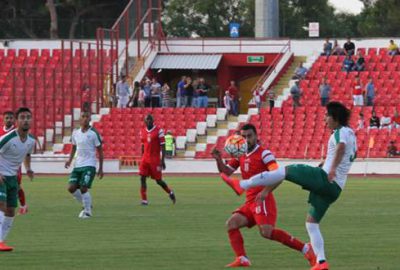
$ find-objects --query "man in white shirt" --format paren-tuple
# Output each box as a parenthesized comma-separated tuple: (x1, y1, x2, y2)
(0, 107, 35, 251)
(116, 75, 131, 108)
(65, 111, 104, 218)
(221, 101, 357, 270)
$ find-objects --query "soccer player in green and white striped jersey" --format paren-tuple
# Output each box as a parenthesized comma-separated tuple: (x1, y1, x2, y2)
(0, 107, 35, 251)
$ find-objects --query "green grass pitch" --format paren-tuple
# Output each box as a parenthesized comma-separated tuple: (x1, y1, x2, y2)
(2, 175, 399, 269)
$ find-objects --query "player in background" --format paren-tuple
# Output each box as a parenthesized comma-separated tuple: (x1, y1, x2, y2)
(0, 111, 29, 215)
(139, 114, 176, 205)
(213, 124, 315, 267)
(65, 111, 104, 219)
(224, 102, 356, 270)
(0, 108, 35, 251)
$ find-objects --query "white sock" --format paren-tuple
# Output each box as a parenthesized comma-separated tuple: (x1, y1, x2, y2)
(72, 190, 82, 203)
(1, 216, 14, 241)
(82, 192, 92, 214)
(240, 166, 286, 190)
(306, 222, 326, 263)
(0, 211, 4, 241)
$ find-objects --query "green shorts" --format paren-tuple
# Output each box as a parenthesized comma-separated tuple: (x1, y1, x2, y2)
(0, 175, 19, 208)
(68, 166, 96, 189)
(286, 164, 342, 222)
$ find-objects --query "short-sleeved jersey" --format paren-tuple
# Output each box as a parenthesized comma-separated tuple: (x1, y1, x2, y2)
(353, 82, 362, 95)
(71, 127, 102, 168)
(0, 130, 35, 176)
(227, 144, 278, 203)
(141, 125, 165, 162)
(0, 125, 15, 136)
(322, 126, 357, 189)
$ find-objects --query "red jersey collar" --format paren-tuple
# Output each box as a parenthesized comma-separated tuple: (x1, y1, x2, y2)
(246, 144, 260, 157)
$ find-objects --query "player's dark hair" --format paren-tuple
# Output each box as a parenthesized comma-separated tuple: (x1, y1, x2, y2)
(15, 107, 32, 118)
(241, 123, 257, 134)
(326, 101, 350, 126)
(3, 111, 14, 116)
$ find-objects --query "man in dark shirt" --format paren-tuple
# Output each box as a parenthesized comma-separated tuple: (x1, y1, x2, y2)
(344, 37, 355, 56)
(196, 78, 210, 108)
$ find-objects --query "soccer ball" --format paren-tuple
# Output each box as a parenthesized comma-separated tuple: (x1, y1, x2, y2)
(224, 134, 247, 157)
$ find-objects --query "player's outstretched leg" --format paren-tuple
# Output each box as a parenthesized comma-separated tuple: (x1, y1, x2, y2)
(140, 176, 148, 205)
(225, 214, 251, 267)
(260, 225, 316, 266)
(17, 188, 28, 215)
(156, 179, 176, 204)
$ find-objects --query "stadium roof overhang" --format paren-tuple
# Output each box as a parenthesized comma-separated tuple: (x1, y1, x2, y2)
(150, 54, 223, 70)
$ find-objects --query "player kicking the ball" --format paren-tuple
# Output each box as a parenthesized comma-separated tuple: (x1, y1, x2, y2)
(139, 114, 175, 205)
(0, 108, 35, 251)
(65, 111, 104, 218)
(213, 123, 316, 267)
(222, 102, 356, 270)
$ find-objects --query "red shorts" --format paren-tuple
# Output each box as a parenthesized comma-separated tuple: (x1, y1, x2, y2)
(17, 167, 22, 185)
(233, 196, 277, 228)
(139, 160, 162, 180)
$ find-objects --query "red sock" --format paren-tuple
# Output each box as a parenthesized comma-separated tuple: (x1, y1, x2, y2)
(18, 188, 26, 206)
(140, 187, 147, 201)
(270, 228, 304, 252)
(228, 229, 246, 257)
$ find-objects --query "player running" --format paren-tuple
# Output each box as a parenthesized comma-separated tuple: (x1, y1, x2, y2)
(223, 102, 356, 270)
(139, 114, 176, 205)
(213, 123, 316, 267)
(0, 108, 35, 251)
(0, 111, 30, 215)
(65, 111, 104, 219)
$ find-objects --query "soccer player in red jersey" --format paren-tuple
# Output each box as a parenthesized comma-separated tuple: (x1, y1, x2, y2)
(139, 114, 176, 205)
(0, 111, 29, 215)
(212, 123, 315, 267)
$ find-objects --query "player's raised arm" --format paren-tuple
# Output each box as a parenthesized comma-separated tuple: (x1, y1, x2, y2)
(96, 145, 104, 179)
(211, 148, 235, 176)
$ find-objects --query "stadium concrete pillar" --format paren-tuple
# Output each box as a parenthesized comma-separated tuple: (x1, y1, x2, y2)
(255, 0, 279, 38)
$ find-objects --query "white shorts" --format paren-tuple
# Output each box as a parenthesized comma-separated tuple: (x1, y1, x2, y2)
(117, 96, 129, 108)
(353, 95, 363, 106)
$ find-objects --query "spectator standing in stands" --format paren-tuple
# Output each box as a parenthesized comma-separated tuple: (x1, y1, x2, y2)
(292, 62, 308, 80)
(319, 78, 331, 106)
(227, 81, 240, 116)
(253, 87, 262, 111)
(354, 51, 365, 71)
(192, 78, 199, 107)
(164, 130, 175, 158)
(224, 91, 232, 115)
(388, 40, 399, 56)
(357, 113, 365, 130)
(196, 78, 210, 108)
(161, 83, 171, 107)
(380, 112, 392, 129)
(369, 111, 380, 129)
(321, 38, 332, 56)
(131, 81, 141, 107)
(116, 75, 131, 108)
(352, 77, 363, 106)
(176, 76, 186, 108)
(268, 88, 276, 113)
(290, 81, 302, 108)
(151, 78, 162, 108)
(392, 110, 400, 129)
(365, 78, 375, 106)
(344, 37, 355, 56)
(143, 79, 152, 107)
(331, 39, 344, 55)
(138, 87, 145, 108)
(184, 77, 194, 107)
(387, 141, 398, 157)
(342, 55, 355, 73)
